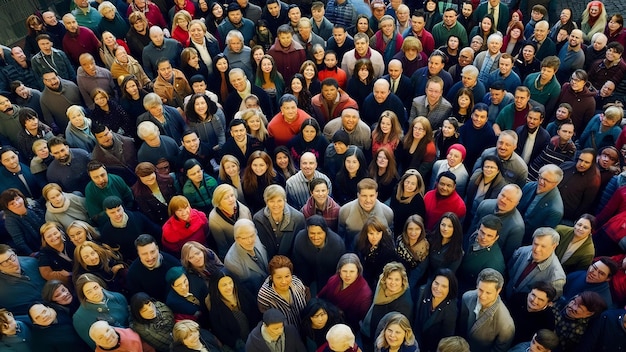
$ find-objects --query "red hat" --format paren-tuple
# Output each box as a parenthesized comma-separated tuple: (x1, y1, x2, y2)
(447, 144, 466, 160)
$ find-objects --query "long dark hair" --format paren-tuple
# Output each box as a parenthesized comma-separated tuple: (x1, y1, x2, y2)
(300, 298, 344, 342)
(185, 94, 219, 123)
(356, 217, 395, 254)
(284, 73, 313, 113)
(429, 212, 464, 262)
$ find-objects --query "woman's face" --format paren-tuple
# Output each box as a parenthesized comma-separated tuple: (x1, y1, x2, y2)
(68, 226, 88, 246)
(102, 32, 116, 46)
(215, 58, 228, 73)
(339, 263, 358, 286)
(448, 36, 459, 50)
(82, 282, 104, 303)
(212, 3, 223, 17)
(177, 17, 189, 30)
(458, 93, 471, 109)
(574, 218, 592, 238)
(403, 175, 418, 193)
(510, 28, 521, 40)
(187, 246, 206, 269)
(183, 329, 200, 348)
(172, 275, 190, 296)
(311, 183, 329, 204)
(187, 53, 199, 68)
(124, 80, 139, 97)
(481, 18, 492, 32)
(218, 188, 236, 210)
(302, 125, 317, 142)
(303, 65, 316, 80)
(313, 48, 325, 62)
(357, 18, 369, 32)
(253, 49, 265, 64)
(511, 12, 520, 22)
(68, 110, 85, 128)
(94, 93, 108, 108)
(406, 221, 422, 243)
(6, 196, 26, 215)
(139, 301, 157, 320)
(52, 285, 73, 305)
(187, 164, 204, 185)
(139, 172, 157, 187)
(589, 5, 600, 17)
(80, 246, 101, 266)
(246, 115, 261, 132)
(441, 120, 456, 138)
(609, 16, 621, 32)
(385, 271, 403, 295)
(271, 267, 293, 292)
(425, 1, 436, 11)
(376, 150, 389, 169)
(291, 78, 303, 93)
(194, 97, 208, 116)
(412, 122, 426, 139)
(358, 65, 370, 81)
(310, 309, 329, 329)
(379, 116, 392, 134)
(367, 226, 383, 247)
(344, 155, 360, 175)
(275, 152, 289, 170)
(198, 0, 208, 11)
(446, 149, 463, 167)
(439, 218, 455, 240)
(522, 45, 535, 62)
(482, 160, 499, 178)
(46, 188, 65, 208)
(175, 205, 192, 222)
(266, 196, 285, 215)
(224, 161, 239, 178)
(218, 276, 235, 297)
(251, 157, 268, 176)
(261, 58, 273, 73)
(43, 227, 63, 248)
(189, 23, 205, 42)
(35, 144, 49, 159)
(385, 323, 406, 350)
(431, 275, 450, 300)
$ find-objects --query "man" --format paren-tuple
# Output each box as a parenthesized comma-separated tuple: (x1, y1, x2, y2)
(577, 307, 626, 351)
(459, 103, 497, 168)
(506, 227, 566, 301)
(563, 257, 618, 306)
(310, 2, 333, 41)
(311, 78, 358, 126)
(267, 94, 312, 146)
(324, 130, 351, 179)
(220, 118, 264, 167)
(446, 65, 486, 107)
(588, 42, 626, 92)
(341, 33, 385, 79)
(46, 136, 91, 192)
(1, 47, 42, 91)
(261, 0, 289, 36)
(41, 11, 66, 48)
(459, 268, 515, 352)
(28, 303, 90, 351)
(40, 70, 82, 132)
(294, 18, 326, 61)
(137, 93, 188, 143)
(126, 234, 180, 302)
(224, 218, 269, 292)
(323, 108, 372, 151)
(410, 50, 453, 97)
(509, 282, 557, 345)
(370, 15, 404, 64)
(595, 80, 624, 114)
(403, 9, 434, 55)
(494, 86, 534, 135)
(324, 0, 357, 28)
(325, 25, 353, 65)
(473, 130, 528, 187)
(556, 29, 585, 83)
(410, 76, 452, 129)
(0, 95, 22, 148)
(524, 56, 561, 116)
(142, 26, 183, 79)
(482, 80, 513, 123)
(88, 321, 151, 352)
(30, 34, 75, 82)
(509, 330, 559, 352)
(338, 178, 393, 250)
(268, 25, 306, 82)
(457, 215, 505, 293)
(485, 53, 521, 93)
(515, 106, 551, 164)
(360, 79, 407, 128)
(236, 0, 262, 23)
(72, 0, 102, 33)
(474, 0, 509, 33)
(0, 146, 45, 199)
(136, 121, 180, 166)
(178, 129, 217, 174)
(423, 171, 466, 230)
(61, 13, 100, 66)
(76, 53, 116, 108)
(431, 8, 468, 48)
(152, 58, 191, 111)
(558, 148, 601, 223)
(474, 33, 503, 83)
(246, 309, 306, 351)
(92, 123, 138, 183)
(531, 20, 556, 61)
(224, 31, 253, 81)
(518, 164, 563, 243)
(11, 81, 43, 120)
(448, 47, 474, 83)
(551, 292, 607, 351)
(224, 68, 273, 122)
(218, 3, 255, 46)
(84, 161, 134, 224)
(286, 152, 332, 209)
(382, 59, 413, 112)
(0, 244, 45, 315)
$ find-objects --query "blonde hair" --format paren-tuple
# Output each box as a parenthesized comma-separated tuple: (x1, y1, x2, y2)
(375, 313, 416, 349)
(379, 262, 409, 292)
(219, 155, 240, 181)
(41, 183, 63, 201)
(172, 319, 200, 343)
(211, 184, 237, 208)
(39, 222, 65, 247)
(241, 108, 269, 142)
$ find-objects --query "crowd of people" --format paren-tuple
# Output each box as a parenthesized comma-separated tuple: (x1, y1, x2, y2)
(1, 0, 626, 351)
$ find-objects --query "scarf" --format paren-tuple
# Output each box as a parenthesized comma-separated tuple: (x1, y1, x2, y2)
(46, 194, 70, 214)
(257, 275, 308, 329)
(110, 212, 129, 228)
(395, 235, 429, 267)
(372, 279, 408, 306)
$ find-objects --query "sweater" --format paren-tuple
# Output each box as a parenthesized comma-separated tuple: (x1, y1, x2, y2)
(423, 190, 466, 231)
(292, 228, 346, 294)
(99, 211, 162, 261)
(84, 174, 135, 221)
(72, 290, 129, 350)
(162, 209, 209, 256)
(126, 252, 181, 301)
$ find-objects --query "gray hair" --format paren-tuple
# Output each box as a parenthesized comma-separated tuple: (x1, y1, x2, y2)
(461, 65, 478, 78)
(143, 92, 162, 109)
(532, 227, 560, 245)
(225, 29, 244, 44)
(137, 121, 160, 139)
(233, 218, 256, 238)
(477, 268, 504, 290)
(498, 130, 519, 145)
(538, 164, 564, 184)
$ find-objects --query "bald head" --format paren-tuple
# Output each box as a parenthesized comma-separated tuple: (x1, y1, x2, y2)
(149, 26, 164, 46)
(373, 79, 391, 103)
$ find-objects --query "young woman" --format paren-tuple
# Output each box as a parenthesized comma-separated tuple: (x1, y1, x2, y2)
(439, 35, 460, 70)
(397, 116, 436, 177)
(38, 222, 74, 285)
(181, 159, 218, 215)
(129, 292, 175, 352)
(395, 215, 430, 294)
(204, 2, 225, 38)
(423, 0, 442, 31)
(162, 195, 211, 256)
(180, 47, 210, 82)
(502, 20, 525, 58)
(180, 241, 224, 284)
(426, 213, 464, 278)
(42, 183, 89, 229)
(356, 217, 398, 291)
(90, 88, 134, 138)
(171, 10, 192, 45)
(73, 241, 127, 293)
(351, 14, 374, 37)
(333, 146, 368, 205)
(434, 117, 460, 160)
(368, 147, 400, 203)
(209, 54, 233, 103)
(390, 170, 427, 233)
(242, 151, 284, 212)
(300, 298, 344, 352)
(300, 60, 321, 95)
(132, 162, 177, 225)
(42, 279, 79, 315)
(241, 108, 272, 150)
(375, 312, 419, 352)
(371, 110, 403, 155)
(185, 94, 226, 149)
(284, 73, 314, 115)
(318, 51, 347, 89)
(165, 267, 208, 323)
(250, 45, 265, 75)
(66, 220, 100, 247)
(219, 155, 244, 201)
(554, 214, 596, 274)
(346, 58, 375, 108)
(286, 118, 330, 166)
(119, 75, 148, 119)
(170, 319, 221, 352)
(469, 14, 496, 52)
(273, 146, 298, 181)
(255, 54, 285, 113)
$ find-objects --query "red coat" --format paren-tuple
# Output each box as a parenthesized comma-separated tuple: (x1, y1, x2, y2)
(162, 208, 209, 255)
(423, 190, 466, 231)
(318, 67, 348, 90)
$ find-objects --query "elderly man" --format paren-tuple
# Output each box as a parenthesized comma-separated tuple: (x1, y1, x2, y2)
(152, 58, 191, 111)
(506, 227, 566, 301)
(556, 29, 585, 83)
(40, 70, 82, 132)
(218, 4, 255, 47)
(30, 34, 75, 82)
(475, 33, 503, 83)
(530, 21, 556, 61)
(446, 65, 486, 107)
(89, 320, 149, 352)
(448, 47, 475, 83)
(0, 244, 46, 315)
(515, 106, 550, 164)
(473, 130, 528, 187)
(224, 68, 273, 122)
(267, 94, 312, 146)
(459, 268, 515, 352)
(286, 152, 332, 209)
(558, 148, 601, 223)
(76, 53, 116, 108)
(142, 26, 183, 79)
(341, 32, 385, 78)
(469, 184, 524, 260)
(432, 8, 468, 48)
(509, 281, 557, 345)
(360, 78, 407, 127)
(323, 108, 371, 151)
(136, 120, 180, 165)
(563, 257, 618, 306)
(410, 76, 452, 129)
(410, 50, 453, 97)
(423, 171, 466, 230)
(518, 164, 563, 243)
(294, 18, 325, 60)
(223, 30, 253, 80)
(2, 46, 42, 91)
(338, 178, 393, 250)
(311, 78, 358, 126)
(224, 218, 269, 292)
(46, 136, 91, 192)
(61, 13, 100, 66)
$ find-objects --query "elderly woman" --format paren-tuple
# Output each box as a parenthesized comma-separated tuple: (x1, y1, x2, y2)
(375, 312, 419, 352)
(317, 323, 362, 352)
(170, 319, 222, 352)
(318, 253, 373, 331)
(98, 30, 130, 69)
(110, 47, 152, 90)
(162, 195, 210, 257)
(129, 292, 175, 352)
(42, 183, 89, 228)
(131, 162, 176, 225)
(38, 222, 74, 285)
(430, 144, 469, 197)
(223, 219, 269, 292)
(554, 214, 596, 274)
(224, 30, 253, 79)
(301, 178, 340, 231)
(181, 241, 223, 287)
(390, 170, 427, 233)
(64, 105, 96, 152)
(253, 184, 306, 259)
(187, 19, 220, 70)
(208, 184, 252, 258)
(73, 240, 127, 293)
(16, 107, 53, 160)
(181, 158, 218, 214)
(0, 188, 46, 256)
(66, 220, 100, 247)
(137, 93, 188, 143)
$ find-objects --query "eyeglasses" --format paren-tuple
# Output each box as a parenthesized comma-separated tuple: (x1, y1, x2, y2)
(0, 253, 17, 267)
(570, 77, 583, 83)
(538, 175, 557, 184)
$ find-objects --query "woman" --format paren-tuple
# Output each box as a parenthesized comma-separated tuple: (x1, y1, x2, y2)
(209, 54, 233, 103)
(360, 262, 413, 346)
(204, 2, 225, 38)
(181, 158, 218, 214)
(42, 183, 89, 228)
(72, 273, 129, 349)
(605, 14, 626, 47)
(119, 75, 149, 119)
(98, 31, 130, 69)
(371, 110, 403, 156)
(250, 45, 265, 75)
(110, 47, 152, 90)
(131, 162, 176, 225)
(23, 14, 47, 58)
(451, 87, 474, 125)
(318, 51, 347, 89)
(208, 184, 253, 258)
(162, 195, 210, 256)
(312, 44, 325, 72)
(502, 20, 525, 58)
(398, 116, 436, 178)
(38, 222, 74, 285)
(554, 214, 596, 274)
(98, 2, 129, 40)
(346, 58, 375, 108)
(165, 266, 208, 323)
(73, 240, 127, 293)
(430, 144, 469, 197)
(257, 255, 310, 329)
(187, 20, 220, 74)
(242, 150, 284, 212)
(240, 108, 270, 148)
(207, 272, 261, 352)
(0, 188, 45, 256)
(550, 8, 578, 42)
(356, 217, 397, 291)
(413, 269, 458, 352)
(375, 312, 419, 352)
(255, 54, 285, 113)
(395, 215, 430, 293)
(301, 178, 340, 231)
(287, 118, 329, 166)
(434, 117, 460, 160)
(66, 220, 101, 247)
(273, 146, 298, 181)
(392, 37, 428, 77)
(64, 105, 96, 152)
(469, 14, 496, 52)
(16, 107, 53, 161)
(426, 213, 464, 278)
(30, 139, 54, 176)
(42, 279, 79, 315)
(318, 254, 372, 331)
(368, 147, 399, 203)
(333, 146, 368, 205)
(181, 241, 223, 286)
(300, 60, 321, 96)
(439, 35, 460, 70)
(464, 155, 507, 229)
(581, 1, 607, 42)
(180, 47, 210, 82)
(300, 298, 344, 352)
(185, 94, 226, 149)
(170, 319, 221, 352)
(352, 14, 374, 37)
(284, 73, 314, 115)
(171, 10, 192, 45)
(129, 292, 175, 352)
(219, 154, 245, 201)
(90, 88, 135, 138)
(390, 169, 427, 232)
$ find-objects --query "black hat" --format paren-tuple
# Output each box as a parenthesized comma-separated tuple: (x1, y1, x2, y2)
(227, 3, 241, 12)
(263, 308, 286, 325)
(332, 130, 350, 145)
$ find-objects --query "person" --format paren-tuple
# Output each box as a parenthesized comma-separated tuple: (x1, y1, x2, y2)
(518, 164, 564, 240)
(300, 299, 344, 352)
(129, 292, 175, 352)
(458, 268, 515, 352)
(89, 320, 153, 352)
(374, 312, 418, 352)
(254, 54, 284, 112)
(322, 108, 372, 152)
(161, 195, 210, 257)
(84, 161, 135, 224)
(423, 172, 466, 231)
(170, 319, 222, 352)
(131, 162, 176, 226)
(557, 148, 601, 224)
(73, 239, 127, 293)
(355, 216, 397, 291)
(556, 69, 597, 137)
(528, 121, 576, 181)
(119, 75, 149, 119)
(0, 244, 46, 315)
(389, 169, 425, 242)
(576, 308, 626, 351)
(430, 144, 468, 197)
(581, 1, 607, 42)
(0, 307, 32, 350)
(431, 8, 468, 48)
(91, 122, 138, 182)
(180, 158, 218, 215)
(28, 302, 91, 352)
(553, 214, 596, 275)
(286, 120, 329, 171)
(551, 291, 607, 352)
(76, 53, 117, 109)
(563, 257, 617, 306)
(66, 220, 100, 248)
(37, 222, 74, 285)
(64, 105, 96, 152)
(222, 218, 269, 293)
(137, 93, 188, 144)
(333, 146, 368, 205)
(42, 183, 89, 229)
(410, 76, 453, 130)
(15, 107, 53, 162)
(245, 308, 307, 352)
(285, 73, 315, 116)
(397, 116, 436, 177)
(424, 212, 464, 279)
(311, 78, 358, 127)
(72, 273, 129, 349)
(164, 266, 208, 322)
(368, 147, 399, 203)
(341, 33, 385, 79)
(267, 94, 312, 146)
(508, 281, 558, 346)
(0, 188, 46, 256)
(220, 118, 265, 169)
(208, 183, 252, 258)
(240, 108, 272, 151)
(61, 14, 101, 67)
(184, 94, 226, 150)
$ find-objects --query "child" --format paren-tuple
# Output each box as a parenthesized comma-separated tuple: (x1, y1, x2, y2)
(546, 103, 573, 136)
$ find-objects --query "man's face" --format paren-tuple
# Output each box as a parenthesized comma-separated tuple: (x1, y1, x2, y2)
(526, 288, 550, 312)
(228, 10, 242, 25)
(411, 15, 425, 32)
(586, 261, 611, 284)
(11, 47, 27, 65)
(476, 224, 499, 247)
(298, 23, 312, 38)
(278, 32, 292, 47)
(593, 36, 608, 51)
(182, 133, 200, 153)
(537, 171, 559, 194)
(499, 57, 513, 76)
(458, 50, 473, 67)
(355, 38, 369, 56)
(531, 235, 557, 262)
(565, 295, 594, 319)
(557, 123, 575, 142)
(425, 82, 443, 103)
(358, 188, 377, 212)
(50, 144, 70, 163)
(63, 16, 79, 33)
(428, 56, 444, 75)
(300, 154, 317, 178)
(0, 96, 13, 115)
(526, 111, 543, 130)
(192, 81, 207, 94)
(461, 3, 473, 17)
(228, 36, 243, 53)
(264, 322, 284, 340)
(569, 74, 586, 92)
(89, 167, 109, 189)
(321, 84, 339, 102)
(312, 8, 324, 21)
(267, 2, 280, 17)
(388, 63, 402, 80)
(105, 204, 125, 223)
(600, 81, 616, 97)
(157, 62, 173, 81)
(471, 109, 488, 129)
(42, 72, 61, 90)
(79, 56, 97, 76)
(522, 45, 536, 62)
(477, 281, 501, 307)
(488, 38, 502, 54)
(569, 31, 583, 48)
(490, 89, 505, 105)
(137, 242, 159, 268)
(92, 324, 119, 348)
(539, 66, 556, 82)
(29, 304, 58, 327)
(42, 12, 58, 26)
(443, 10, 456, 27)
(534, 24, 548, 41)
(235, 227, 256, 251)
(332, 27, 347, 45)
(37, 38, 53, 54)
(1, 151, 20, 172)
(461, 72, 477, 88)
(95, 127, 114, 148)
(496, 135, 516, 159)
(437, 176, 456, 197)
(373, 82, 390, 103)
(150, 30, 164, 46)
(324, 54, 337, 68)
(496, 187, 519, 212)
(0, 250, 20, 275)
(576, 153, 594, 172)
(75, 0, 89, 8)
(230, 123, 247, 142)
(230, 72, 247, 92)
(341, 110, 359, 131)
(514, 90, 530, 110)
(288, 7, 301, 23)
